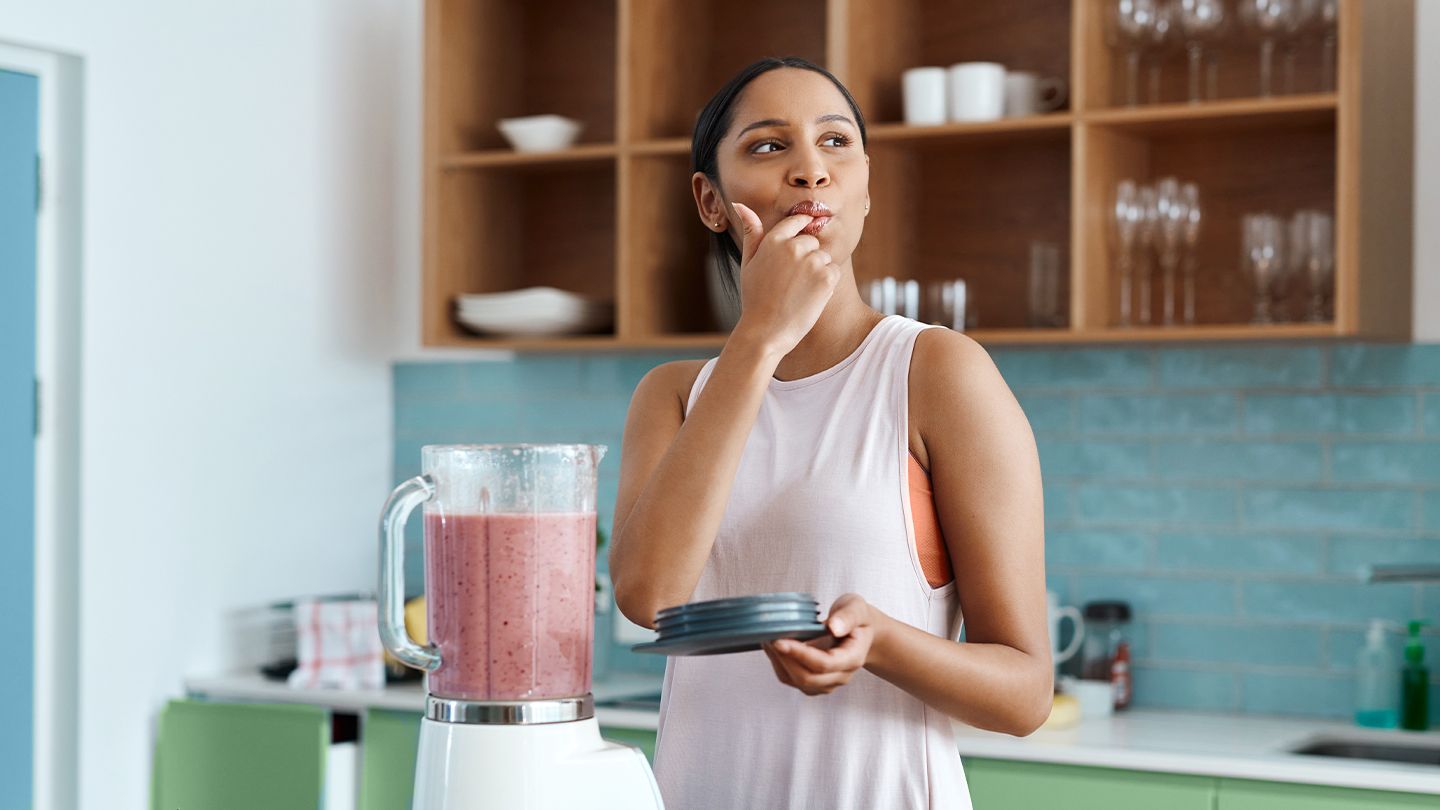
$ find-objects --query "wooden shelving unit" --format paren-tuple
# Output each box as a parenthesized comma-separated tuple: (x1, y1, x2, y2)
(422, 0, 1414, 350)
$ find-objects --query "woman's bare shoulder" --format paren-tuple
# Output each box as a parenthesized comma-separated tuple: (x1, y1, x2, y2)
(630, 359, 711, 417)
(909, 327, 1020, 441)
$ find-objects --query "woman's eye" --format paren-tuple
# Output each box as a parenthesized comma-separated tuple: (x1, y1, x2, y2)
(824, 135, 852, 147)
(753, 141, 782, 154)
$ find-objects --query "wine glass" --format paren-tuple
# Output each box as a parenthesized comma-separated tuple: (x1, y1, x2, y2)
(1242, 213, 1287, 323)
(1176, 0, 1228, 103)
(1180, 183, 1202, 325)
(1316, 0, 1339, 92)
(1155, 177, 1188, 326)
(1113, 180, 1141, 326)
(1281, 0, 1320, 94)
(1238, 0, 1297, 98)
(1111, 0, 1163, 106)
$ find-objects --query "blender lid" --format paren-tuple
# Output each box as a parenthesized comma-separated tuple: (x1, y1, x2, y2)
(656, 592, 816, 619)
(655, 606, 820, 631)
(656, 613, 823, 640)
(632, 621, 830, 657)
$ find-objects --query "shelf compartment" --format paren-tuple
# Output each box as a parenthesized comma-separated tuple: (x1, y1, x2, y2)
(429, 0, 617, 153)
(843, 0, 1073, 126)
(1076, 0, 1339, 110)
(624, 0, 827, 141)
(859, 132, 1072, 331)
(619, 155, 729, 338)
(425, 161, 618, 346)
(1077, 118, 1336, 330)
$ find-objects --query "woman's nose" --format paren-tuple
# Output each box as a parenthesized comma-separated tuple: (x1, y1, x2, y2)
(789, 154, 830, 188)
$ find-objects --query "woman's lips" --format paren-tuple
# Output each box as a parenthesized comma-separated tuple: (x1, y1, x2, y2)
(786, 200, 834, 237)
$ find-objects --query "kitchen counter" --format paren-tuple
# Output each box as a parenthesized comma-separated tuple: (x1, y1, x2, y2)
(951, 709, 1440, 795)
(185, 673, 1440, 795)
(183, 670, 665, 731)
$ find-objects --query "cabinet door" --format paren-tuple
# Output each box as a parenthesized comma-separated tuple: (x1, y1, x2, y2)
(151, 700, 327, 810)
(1217, 778, 1439, 809)
(963, 758, 1217, 810)
(360, 709, 422, 810)
(600, 726, 657, 764)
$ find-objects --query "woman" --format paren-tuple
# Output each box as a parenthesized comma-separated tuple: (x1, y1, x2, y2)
(609, 57, 1051, 809)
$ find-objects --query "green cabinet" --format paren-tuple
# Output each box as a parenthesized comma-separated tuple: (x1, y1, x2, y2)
(1216, 778, 1439, 810)
(962, 758, 1217, 810)
(600, 725, 658, 764)
(361, 709, 422, 810)
(150, 700, 328, 810)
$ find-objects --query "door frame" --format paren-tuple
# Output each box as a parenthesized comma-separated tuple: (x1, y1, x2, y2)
(0, 39, 83, 810)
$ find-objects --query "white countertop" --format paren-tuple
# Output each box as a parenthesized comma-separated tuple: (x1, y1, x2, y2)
(186, 672, 1440, 795)
(183, 671, 665, 731)
(951, 708, 1440, 795)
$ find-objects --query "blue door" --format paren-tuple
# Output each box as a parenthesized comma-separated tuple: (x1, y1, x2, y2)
(0, 67, 39, 808)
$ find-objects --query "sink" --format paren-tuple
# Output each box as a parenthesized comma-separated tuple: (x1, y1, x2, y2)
(1291, 737, 1440, 766)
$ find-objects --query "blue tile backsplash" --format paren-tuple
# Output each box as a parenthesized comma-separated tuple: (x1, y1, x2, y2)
(394, 342, 1440, 722)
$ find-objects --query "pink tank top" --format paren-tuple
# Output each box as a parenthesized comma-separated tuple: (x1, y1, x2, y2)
(653, 315, 971, 809)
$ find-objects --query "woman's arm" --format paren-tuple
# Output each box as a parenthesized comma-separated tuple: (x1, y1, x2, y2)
(761, 329, 1051, 735)
(875, 328, 1052, 734)
(609, 338, 782, 628)
(610, 205, 842, 627)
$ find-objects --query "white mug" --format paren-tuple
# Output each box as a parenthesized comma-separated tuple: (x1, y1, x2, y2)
(947, 62, 1006, 122)
(1004, 71, 1068, 117)
(902, 66, 947, 126)
(1048, 590, 1084, 667)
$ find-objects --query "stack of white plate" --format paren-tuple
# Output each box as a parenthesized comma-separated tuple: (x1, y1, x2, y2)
(454, 287, 613, 337)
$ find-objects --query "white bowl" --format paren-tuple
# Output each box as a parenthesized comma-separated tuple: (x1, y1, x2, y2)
(496, 115, 583, 152)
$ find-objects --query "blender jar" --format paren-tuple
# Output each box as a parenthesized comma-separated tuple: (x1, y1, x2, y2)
(379, 444, 606, 702)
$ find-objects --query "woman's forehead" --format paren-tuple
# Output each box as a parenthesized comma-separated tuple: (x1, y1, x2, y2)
(730, 69, 850, 130)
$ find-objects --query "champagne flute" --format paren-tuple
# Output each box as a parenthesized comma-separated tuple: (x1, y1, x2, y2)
(1155, 177, 1187, 326)
(1180, 183, 1202, 325)
(1113, 180, 1141, 326)
(1242, 213, 1286, 323)
(1138, 185, 1160, 325)
(1301, 210, 1334, 321)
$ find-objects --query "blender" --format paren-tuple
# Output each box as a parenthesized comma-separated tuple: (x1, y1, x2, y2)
(379, 444, 663, 809)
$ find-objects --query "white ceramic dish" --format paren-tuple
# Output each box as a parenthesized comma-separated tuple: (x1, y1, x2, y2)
(496, 115, 583, 152)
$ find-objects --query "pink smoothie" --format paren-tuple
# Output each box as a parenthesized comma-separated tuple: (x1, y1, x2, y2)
(423, 511, 596, 701)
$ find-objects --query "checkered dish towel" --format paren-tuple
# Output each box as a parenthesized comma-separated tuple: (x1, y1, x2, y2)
(287, 598, 384, 690)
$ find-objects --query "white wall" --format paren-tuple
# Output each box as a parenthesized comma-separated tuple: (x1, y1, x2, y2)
(0, 1, 419, 807)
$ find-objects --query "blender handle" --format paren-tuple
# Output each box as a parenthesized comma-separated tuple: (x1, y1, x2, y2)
(379, 474, 441, 671)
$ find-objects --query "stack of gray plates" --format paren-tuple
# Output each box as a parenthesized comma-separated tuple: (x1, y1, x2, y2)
(631, 592, 830, 656)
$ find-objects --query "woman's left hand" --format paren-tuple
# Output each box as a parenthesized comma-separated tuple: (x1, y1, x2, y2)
(761, 593, 880, 696)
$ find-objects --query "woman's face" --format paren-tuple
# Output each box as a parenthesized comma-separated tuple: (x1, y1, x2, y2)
(696, 68, 870, 265)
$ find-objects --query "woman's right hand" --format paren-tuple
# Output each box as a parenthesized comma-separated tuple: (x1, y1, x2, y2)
(728, 202, 843, 358)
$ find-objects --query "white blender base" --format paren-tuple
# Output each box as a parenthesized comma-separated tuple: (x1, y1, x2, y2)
(411, 715, 664, 809)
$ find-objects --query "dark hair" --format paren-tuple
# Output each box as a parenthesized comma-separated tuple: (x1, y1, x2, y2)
(691, 56, 868, 298)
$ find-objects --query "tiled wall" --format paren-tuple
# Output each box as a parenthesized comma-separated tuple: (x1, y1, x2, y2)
(394, 343, 1440, 721)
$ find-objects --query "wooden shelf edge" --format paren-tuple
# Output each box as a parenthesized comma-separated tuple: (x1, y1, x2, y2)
(867, 114, 1074, 144)
(626, 138, 690, 156)
(440, 143, 620, 170)
(424, 323, 1348, 352)
(1081, 94, 1338, 130)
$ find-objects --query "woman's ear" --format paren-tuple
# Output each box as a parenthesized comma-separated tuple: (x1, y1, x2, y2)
(693, 172, 727, 232)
